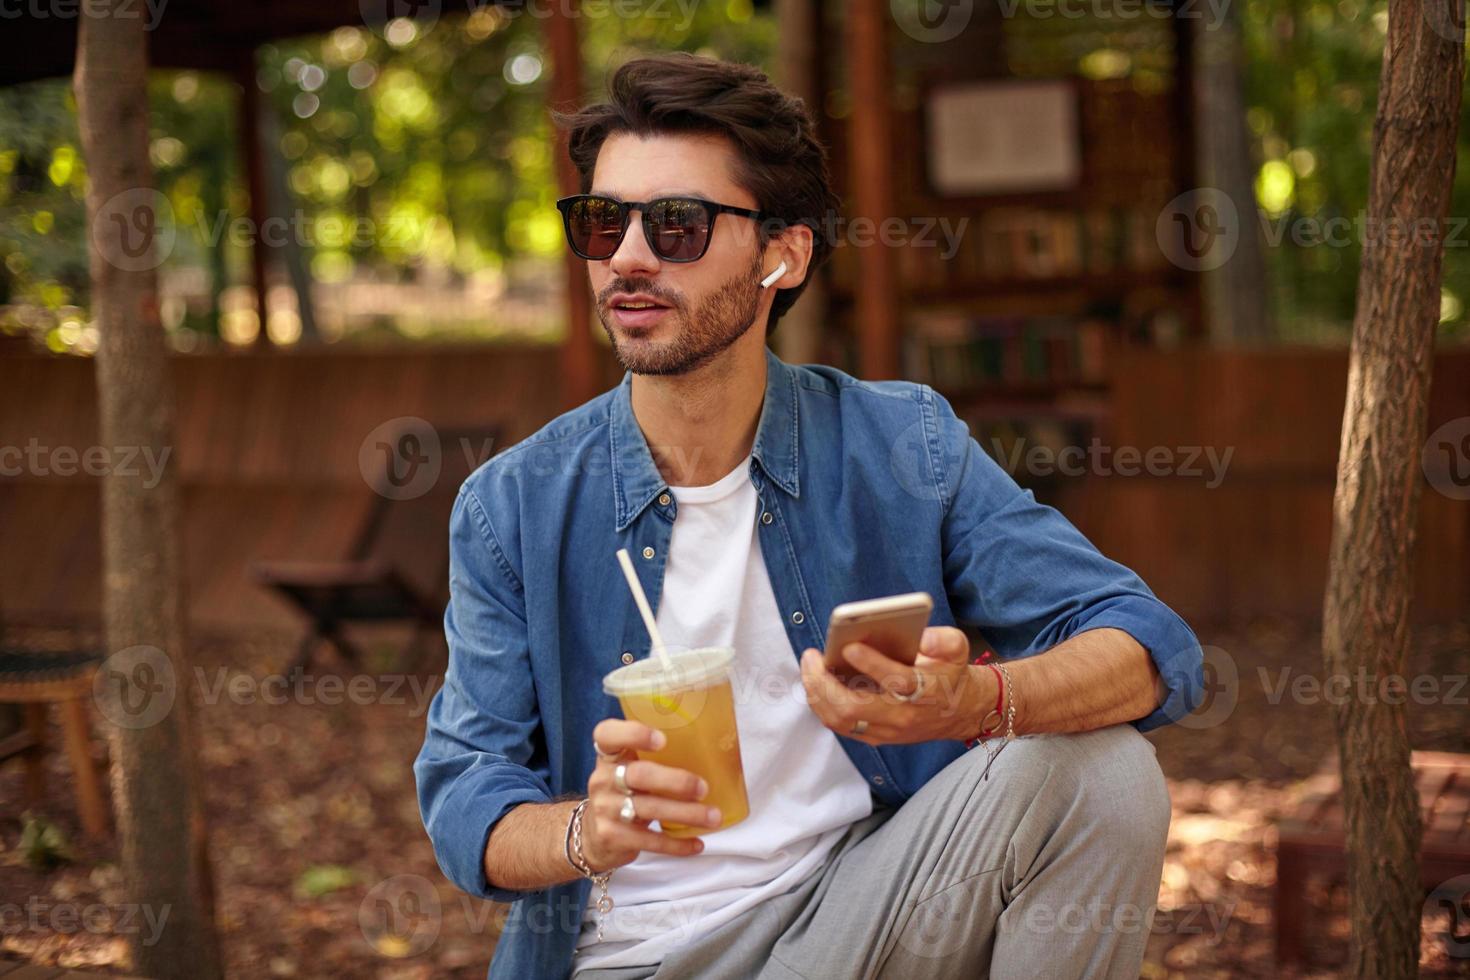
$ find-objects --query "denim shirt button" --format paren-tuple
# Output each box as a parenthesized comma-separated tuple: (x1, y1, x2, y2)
(872, 774, 885, 786)
(620, 652, 635, 665)
(658, 493, 671, 506)
(760, 511, 773, 525)
(642, 546, 655, 560)
(790, 610, 804, 625)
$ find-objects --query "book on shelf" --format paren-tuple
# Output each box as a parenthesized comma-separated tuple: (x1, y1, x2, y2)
(828, 204, 1176, 298)
(968, 206, 1178, 284)
(903, 309, 1111, 393)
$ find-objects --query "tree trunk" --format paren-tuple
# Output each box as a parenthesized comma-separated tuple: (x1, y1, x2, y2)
(74, 8, 224, 979)
(1193, 0, 1273, 344)
(1321, 0, 1464, 975)
(261, 99, 320, 343)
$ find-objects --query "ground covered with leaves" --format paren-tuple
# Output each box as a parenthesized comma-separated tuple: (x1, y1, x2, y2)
(2, 619, 1468, 978)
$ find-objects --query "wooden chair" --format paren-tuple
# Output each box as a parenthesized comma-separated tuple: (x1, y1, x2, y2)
(0, 644, 110, 839)
(1275, 750, 1470, 964)
(250, 423, 502, 675)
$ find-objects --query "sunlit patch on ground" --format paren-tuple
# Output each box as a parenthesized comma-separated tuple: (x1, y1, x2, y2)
(2, 619, 1468, 978)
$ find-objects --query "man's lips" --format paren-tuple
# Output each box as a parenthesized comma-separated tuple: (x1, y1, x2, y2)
(607, 293, 674, 330)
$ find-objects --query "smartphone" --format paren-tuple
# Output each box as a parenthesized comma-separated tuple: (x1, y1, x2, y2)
(823, 591, 934, 680)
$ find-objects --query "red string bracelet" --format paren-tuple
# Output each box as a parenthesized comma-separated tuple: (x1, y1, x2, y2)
(964, 661, 1006, 747)
(981, 663, 1005, 735)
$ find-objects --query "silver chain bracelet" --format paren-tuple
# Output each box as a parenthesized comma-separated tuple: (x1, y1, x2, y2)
(995, 661, 1017, 740)
(565, 799, 614, 941)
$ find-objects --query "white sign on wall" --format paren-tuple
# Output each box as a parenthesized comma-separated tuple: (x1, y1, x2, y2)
(926, 80, 1081, 196)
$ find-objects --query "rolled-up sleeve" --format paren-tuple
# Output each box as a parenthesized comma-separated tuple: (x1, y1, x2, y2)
(414, 485, 551, 901)
(929, 390, 1204, 731)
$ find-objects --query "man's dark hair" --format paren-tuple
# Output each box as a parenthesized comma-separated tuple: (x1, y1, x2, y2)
(553, 53, 839, 334)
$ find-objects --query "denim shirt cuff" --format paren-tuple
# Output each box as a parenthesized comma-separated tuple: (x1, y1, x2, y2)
(1072, 599, 1204, 732)
(437, 767, 554, 903)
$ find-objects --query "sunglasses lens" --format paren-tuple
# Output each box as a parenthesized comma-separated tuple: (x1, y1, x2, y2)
(567, 197, 625, 259)
(647, 199, 711, 261)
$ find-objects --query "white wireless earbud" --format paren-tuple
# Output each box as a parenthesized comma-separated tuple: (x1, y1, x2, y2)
(760, 260, 788, 289)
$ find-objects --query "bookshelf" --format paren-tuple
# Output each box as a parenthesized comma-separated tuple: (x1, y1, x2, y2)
(819, 65, 1199, 501)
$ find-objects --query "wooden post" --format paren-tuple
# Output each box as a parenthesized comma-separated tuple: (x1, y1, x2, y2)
(1321, 0, 1464, 974)
(237, 52, 272, 349)
(771, 0, 827, 365)
(1170, 0, 1206, 342)
(74, 4, 224, 977)
(846, 0, 900, 379)
(59, 697, 108, 838)
(22, 703, 47, 801)
(543, 0, 596, 408)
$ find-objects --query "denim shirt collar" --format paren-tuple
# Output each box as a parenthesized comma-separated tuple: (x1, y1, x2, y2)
(608, 347, 800, 531)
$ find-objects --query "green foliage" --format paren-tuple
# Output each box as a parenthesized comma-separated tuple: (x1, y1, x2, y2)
(1241, 0, 1470, 341)
(0, 7, 774, 351)
(1, 2, 1462, 346)
(0, 80, 87, 317)
(250, 7, 773, 282)
(0, 71, 237, 348)
(19, 812, 74, 870)
(293, 863, 359, 898)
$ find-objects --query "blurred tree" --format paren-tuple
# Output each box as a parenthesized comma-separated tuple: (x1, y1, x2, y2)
(0, 7, 774, 350)
(249, 7, 774, 342)
(0, 82, 90, 345)
(1193, 0, 1273, 343)
(0, 72, 237, 349)
(75, 4, 223, 978)
(1321, 0, 1464, 975)
(27, 2, 1470, 347)
(1241, 0, 1470, 342)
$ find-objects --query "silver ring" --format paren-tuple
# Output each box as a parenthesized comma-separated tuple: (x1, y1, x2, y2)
(618, 795, 638, 824)
(613, 763, 632, 795)
(850, 719, 869, 736)
(893, 671, 926, 703)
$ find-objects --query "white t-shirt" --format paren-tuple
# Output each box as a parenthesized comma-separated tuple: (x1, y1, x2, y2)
(573, 456, 873, 973)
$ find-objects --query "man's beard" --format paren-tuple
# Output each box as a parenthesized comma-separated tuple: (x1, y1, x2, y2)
(598, 252, 764, 376)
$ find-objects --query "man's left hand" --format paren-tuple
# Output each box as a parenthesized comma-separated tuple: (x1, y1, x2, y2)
(799, 626, 995, 745)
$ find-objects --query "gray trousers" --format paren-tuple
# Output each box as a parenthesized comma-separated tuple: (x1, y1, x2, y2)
(574, 724, 1171, 980)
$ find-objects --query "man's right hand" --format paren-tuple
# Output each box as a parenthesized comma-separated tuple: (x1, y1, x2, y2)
(581, 718, 723, 872)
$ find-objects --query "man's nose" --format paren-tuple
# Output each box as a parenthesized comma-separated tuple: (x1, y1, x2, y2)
(608, 213, 661, 279)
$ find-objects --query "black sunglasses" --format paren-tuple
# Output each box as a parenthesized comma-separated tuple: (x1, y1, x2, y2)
(555, 194, 780, 263)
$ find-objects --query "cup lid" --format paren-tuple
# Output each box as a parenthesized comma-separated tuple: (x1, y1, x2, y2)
(602, 647, 735, 697)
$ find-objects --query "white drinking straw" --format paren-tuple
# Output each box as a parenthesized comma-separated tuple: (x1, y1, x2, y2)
(616, 548, 672, 669)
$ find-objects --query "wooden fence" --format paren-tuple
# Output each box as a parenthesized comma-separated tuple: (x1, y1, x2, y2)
(0, 344, 1465, 633)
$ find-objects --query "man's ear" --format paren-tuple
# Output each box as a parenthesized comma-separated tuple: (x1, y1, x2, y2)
(765, 222, 815, 291)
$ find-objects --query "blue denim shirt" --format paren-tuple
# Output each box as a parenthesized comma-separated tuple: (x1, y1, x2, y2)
(414, 348, 1204, 979)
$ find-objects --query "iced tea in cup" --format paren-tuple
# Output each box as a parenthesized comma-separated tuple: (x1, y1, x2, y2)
(602, 646, 749, 838)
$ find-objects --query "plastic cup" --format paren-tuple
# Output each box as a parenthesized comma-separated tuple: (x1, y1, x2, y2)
(602, 647, 750, 837)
